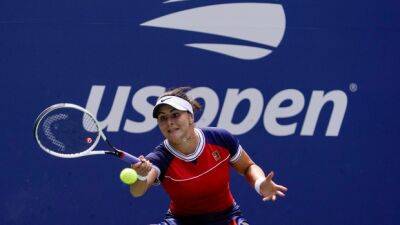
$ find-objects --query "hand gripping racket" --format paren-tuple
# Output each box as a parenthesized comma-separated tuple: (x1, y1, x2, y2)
(34, 103, 140, 164)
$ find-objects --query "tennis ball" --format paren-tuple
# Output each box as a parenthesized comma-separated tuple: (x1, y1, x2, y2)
(120, 168, 138, 185)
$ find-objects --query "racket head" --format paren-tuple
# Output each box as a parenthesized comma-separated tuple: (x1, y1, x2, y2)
(34, 103, 102, 158)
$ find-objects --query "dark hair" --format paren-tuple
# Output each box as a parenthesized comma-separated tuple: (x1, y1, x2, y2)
(161, 87, 202, 113)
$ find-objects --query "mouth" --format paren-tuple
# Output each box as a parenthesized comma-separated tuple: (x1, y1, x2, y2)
(167, 127, 179, 134)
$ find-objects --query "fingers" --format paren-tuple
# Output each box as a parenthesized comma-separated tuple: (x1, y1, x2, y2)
(261, 188, 286, 201)
(276, 191, 285, 197)
(261, 171, 287, 202)
(277, 184, 288, 192)
(263, 194, 276, 202)
(131, 155, 152, 176)
(139, 155, 146, 162)
(265, 171, 274, 181)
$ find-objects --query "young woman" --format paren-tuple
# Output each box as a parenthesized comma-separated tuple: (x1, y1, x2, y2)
(130, 87, 287, 225)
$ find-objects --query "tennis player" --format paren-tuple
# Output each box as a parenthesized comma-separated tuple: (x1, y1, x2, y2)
(130, 87, 288, 225)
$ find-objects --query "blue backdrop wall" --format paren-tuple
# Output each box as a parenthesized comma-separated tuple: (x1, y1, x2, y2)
(1, 0, 399, 225)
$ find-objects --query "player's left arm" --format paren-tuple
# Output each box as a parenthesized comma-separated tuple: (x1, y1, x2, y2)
(231, 149, 288, 201)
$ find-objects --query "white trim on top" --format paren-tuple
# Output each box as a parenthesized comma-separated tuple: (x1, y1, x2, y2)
(230, 145, 243, 163)
(163, 128, 205, 162)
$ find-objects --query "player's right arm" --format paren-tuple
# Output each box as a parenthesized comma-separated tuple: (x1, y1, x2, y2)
(129, 156, 158, 197)
(130, 145, 170, 197)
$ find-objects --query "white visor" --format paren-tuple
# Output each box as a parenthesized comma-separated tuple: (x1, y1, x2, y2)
(153, 96, 194, 118)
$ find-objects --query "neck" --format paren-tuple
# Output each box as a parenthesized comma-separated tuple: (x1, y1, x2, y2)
(172, 128, 199, 155)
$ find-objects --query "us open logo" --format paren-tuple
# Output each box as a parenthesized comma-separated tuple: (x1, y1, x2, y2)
(141, 1, 286, 60)
(84, 2, 349, 137)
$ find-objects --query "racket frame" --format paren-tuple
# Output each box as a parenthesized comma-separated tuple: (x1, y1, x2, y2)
(34, 103, 110, 158)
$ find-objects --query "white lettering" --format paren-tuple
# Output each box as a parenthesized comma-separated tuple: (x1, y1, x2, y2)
(124, 86, 165, 133)
(86, 85, 130, 132)
(85, 85, 349, 137)
(301, 90, 348, 136)
(217, 88, 263, 135)
(187, 87, 219, 127)
(263, 89, 305, 136)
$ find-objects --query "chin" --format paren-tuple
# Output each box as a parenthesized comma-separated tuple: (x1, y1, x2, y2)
(169, 134, 182, 143)
(171, 132, 189, 145)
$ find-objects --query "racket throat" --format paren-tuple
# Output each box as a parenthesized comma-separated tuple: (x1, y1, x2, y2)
(105, 150, 121, 157)
(105, 149, 126, 159)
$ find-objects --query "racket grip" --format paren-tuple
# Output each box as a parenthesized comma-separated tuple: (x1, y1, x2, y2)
(119, 151, 140, 164)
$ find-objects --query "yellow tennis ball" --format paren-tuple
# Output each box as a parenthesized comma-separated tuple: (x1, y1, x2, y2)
(120, 168, 138, 185)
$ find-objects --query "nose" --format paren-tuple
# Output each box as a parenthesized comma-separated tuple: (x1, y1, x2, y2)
(166, 115, 175, 125)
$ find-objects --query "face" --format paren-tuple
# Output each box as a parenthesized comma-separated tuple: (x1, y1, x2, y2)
(156, 104, 194, 145)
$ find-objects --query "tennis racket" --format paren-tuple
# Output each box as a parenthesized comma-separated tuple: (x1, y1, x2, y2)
(34, 103, 140, 164)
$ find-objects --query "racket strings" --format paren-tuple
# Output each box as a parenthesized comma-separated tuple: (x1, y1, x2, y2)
(42, 113, 68, 151)
(83, 113, 97, 132)
(37, 108, 100, 155)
